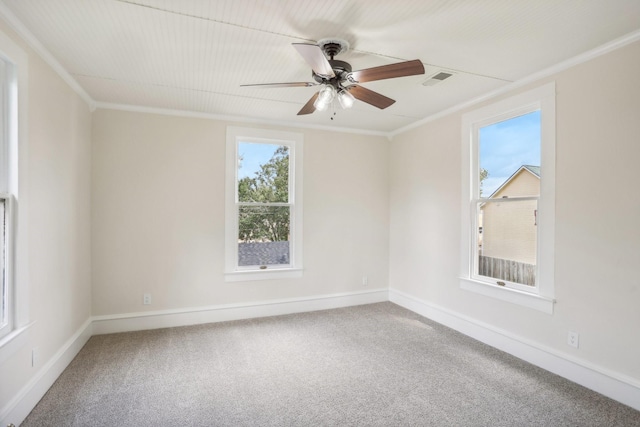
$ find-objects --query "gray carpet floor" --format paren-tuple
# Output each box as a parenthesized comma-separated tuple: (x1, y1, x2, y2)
(23, 302, 640, 426)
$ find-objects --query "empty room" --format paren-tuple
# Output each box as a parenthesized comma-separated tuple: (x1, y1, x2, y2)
(1, 1, 639, 425)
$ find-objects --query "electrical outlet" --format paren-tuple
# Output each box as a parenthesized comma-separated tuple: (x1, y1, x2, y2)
(567, 331, 579, 348)
(143, 293, 151, 305)
(31, 347, 38, 368)
(362, 276, 368, 286)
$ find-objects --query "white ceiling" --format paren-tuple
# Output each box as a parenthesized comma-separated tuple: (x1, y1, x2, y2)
(2, 0, 639, 134)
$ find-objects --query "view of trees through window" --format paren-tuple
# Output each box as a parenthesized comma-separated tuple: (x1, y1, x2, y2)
(237, 143, 291, 267)
(477, 111, 541, 286)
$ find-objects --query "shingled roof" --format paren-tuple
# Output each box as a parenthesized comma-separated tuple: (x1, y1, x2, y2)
(523, 165, 540, 177)
(238, 241, 290, 266)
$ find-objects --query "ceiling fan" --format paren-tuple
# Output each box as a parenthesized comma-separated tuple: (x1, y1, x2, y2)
(241, 39, 425, 116)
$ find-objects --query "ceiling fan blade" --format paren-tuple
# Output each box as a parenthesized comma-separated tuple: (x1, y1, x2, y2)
(297, 92, 319, 115)
(348, 59, 425, 83)
(348, 85, 396, 109)
(240, 82, 316, 88)
(292, 43, 335, 78)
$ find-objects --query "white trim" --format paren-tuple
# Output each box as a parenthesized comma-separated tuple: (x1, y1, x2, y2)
(4, 291, 640, 423)
(460, 82, 555, 308)
(388, 288, 640, 412)
(92, 289, 389, 335)
(95, 102, 389, 138)
(390, 29, 640, 139)
(0, 320, 32, 364)
(460, 278, 554, 314)
(225, 126, 303, 280)
(0, 194, 13, 339)
(0, 23, 30, 347)
(0, 318, 93, 427)
(0, 3, 95, 111)
(225, 268, 303, 282)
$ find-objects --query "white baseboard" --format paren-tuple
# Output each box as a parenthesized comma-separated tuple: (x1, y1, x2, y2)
(2, 289, 386, 425)
(0, 318, 93, 427)
(389, 287, 640, 412)
(92, 288, 389, 335)
(6, 287, 638, 427)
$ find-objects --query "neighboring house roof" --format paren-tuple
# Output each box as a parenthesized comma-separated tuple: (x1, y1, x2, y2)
(488, 165, 540, 198)
(238, 241, 290, 266)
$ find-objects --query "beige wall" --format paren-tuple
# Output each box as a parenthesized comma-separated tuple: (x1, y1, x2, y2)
(0, 22, 92, 411)
(91, 110, 390, 315)
(389, 41, 640, 380)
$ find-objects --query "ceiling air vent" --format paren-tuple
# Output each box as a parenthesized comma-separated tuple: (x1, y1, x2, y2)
(422, 71, 454, 86)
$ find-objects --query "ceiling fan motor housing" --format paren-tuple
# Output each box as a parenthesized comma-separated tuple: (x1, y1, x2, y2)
(323, 42, 343, 58)
(318, 38, 350, 58)
(312, 59, 352, 84)
(311, 38, 353, 86)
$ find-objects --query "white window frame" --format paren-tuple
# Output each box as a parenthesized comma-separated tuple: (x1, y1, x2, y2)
(0, 29, 31, 356)
(225, 126, 303, 282)
(460, 83, 555, 313)
(0, 194, 14, 339)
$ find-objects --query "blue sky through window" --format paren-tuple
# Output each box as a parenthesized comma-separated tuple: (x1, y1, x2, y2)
(238, 142, 280, 179)
(479, 110, 541, 196)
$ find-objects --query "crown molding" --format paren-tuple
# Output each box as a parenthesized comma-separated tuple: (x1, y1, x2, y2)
(389, 28, 640, 139)
(94, 101, 391, 138)
(0, 1, 96, 111)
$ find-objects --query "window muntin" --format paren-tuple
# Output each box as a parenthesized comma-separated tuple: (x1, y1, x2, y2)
(460, 83, 555, 313)
(225, 127, 303, 281)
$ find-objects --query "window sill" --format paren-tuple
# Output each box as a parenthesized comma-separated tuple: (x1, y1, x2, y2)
(225, 268, 303, 282)
(0, 322, 34, 364)
(460, 277, 554, 314)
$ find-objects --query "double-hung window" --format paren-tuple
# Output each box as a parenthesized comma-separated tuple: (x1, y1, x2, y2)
(460, 83, 555, 313)
(0, 30, 28, 347)
(0, 57, 13, 340)
(225, 127, 303, 281)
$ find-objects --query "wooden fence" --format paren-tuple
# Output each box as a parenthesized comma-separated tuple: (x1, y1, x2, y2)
(478, 255, 536, 287)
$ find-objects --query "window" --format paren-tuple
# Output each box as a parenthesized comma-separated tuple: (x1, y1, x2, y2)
(225, 127, 303, 281)
(0, 56, 13, 340)
(460, 83, 555, 313)
(0, 30, 29, 348)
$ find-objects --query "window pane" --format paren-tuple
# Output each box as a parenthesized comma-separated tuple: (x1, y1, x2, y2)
(479, 111, 540, 197)
(477, 199, 537, 286)
(238, 205, 290, 266)
(238, 142, 289, 203)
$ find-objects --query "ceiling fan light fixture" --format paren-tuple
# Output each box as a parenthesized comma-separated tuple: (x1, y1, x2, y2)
(337, 88, 355, 109)
(245, 40, 425, 116)
(313, 85, 336, 111)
